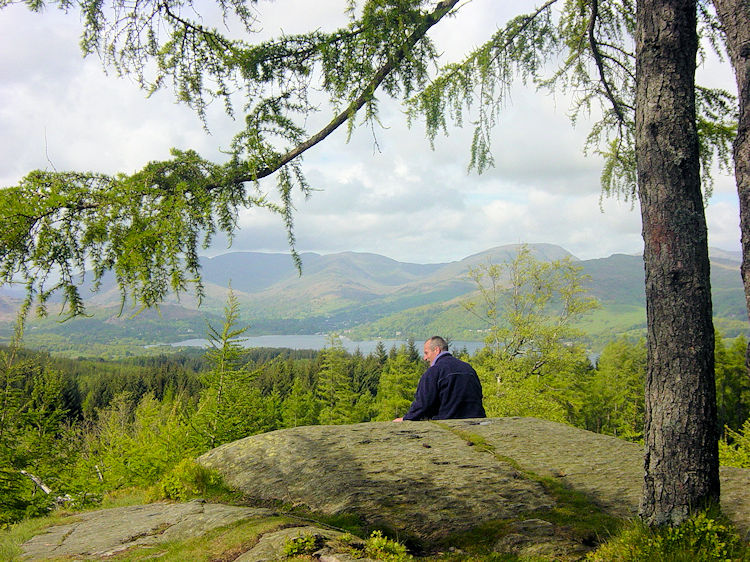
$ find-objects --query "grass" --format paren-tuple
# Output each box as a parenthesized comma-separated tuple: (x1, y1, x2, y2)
(0, 514, 80, 561)
(268, 501, 371, 538)
(102, 515, 291, 561)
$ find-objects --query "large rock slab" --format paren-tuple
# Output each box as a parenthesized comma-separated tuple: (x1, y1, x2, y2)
(20, 418, 750, 560)
(441, 418, 750, 537)
(198, 420, 554, 542)
(21, 500, 273, 559)
(199, 418, 750, 541)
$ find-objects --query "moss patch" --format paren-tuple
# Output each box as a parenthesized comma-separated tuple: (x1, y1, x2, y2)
(432, 422, 622, 557)
(97, 515, 291, 561)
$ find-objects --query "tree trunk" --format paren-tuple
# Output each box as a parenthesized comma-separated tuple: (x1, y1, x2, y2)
(636, 0, 720, 526)
(712, 0, 750, 369)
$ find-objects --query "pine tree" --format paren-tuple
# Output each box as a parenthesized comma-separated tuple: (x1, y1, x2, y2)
(374, 341, 388, 367)
(580, 338, 646, 441)
(282, 378, 319, 428)
(374, 346, 423, 421)
(715, 333, 750, 436)
(191, 288, 257, 448)
(0, 318, 74, 524)
(316, 336, 357, 425)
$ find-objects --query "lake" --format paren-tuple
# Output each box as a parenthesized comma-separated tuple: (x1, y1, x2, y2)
(166, 334, 486, 355)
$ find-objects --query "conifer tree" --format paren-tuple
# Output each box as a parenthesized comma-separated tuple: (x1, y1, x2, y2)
(350, 350, 382, 397)
(282, 377, 319, 428)
(374, 341, 389, 367)
(374, 346, 424, 421)
(316, 336, 357, 425)
(191, 289, 257, 447)
(77, 391, 196, 492)
(714, 333, 750, 435)
(580, 338, 646, 440)
(0, 319, 72, 524)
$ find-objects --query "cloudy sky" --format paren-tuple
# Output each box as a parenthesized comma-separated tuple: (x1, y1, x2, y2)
(0, 0, 741, 265)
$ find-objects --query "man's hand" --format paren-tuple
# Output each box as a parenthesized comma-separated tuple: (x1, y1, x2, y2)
(392, 417, 404, 422)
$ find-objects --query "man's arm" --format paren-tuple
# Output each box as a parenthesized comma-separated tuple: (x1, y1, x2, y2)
(400, 368, 439, 421)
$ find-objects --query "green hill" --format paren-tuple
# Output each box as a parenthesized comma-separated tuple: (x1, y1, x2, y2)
(1, 244, 746, 355)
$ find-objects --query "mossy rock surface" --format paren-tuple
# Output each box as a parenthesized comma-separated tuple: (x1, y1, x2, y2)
(19, 418, 750, 560)
(198, 418, 750, 541)
(20, 500, 274, 559)
(199, 419, 553, 543)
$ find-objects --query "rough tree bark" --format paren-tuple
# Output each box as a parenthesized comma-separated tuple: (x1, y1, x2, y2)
(712, 0, 750, 368)
(636, 0, 720, 525)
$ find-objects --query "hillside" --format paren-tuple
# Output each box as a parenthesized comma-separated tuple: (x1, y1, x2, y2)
(344, 248, 747, 344)
(1, 244, 746, 354)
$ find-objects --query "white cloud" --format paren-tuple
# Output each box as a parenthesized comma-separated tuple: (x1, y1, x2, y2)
(0, 0, 741, 265)
(707, 199, 742, 251)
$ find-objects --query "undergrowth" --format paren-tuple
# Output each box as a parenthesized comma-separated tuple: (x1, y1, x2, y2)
(587, 508, 750, 561)
(147, 459, 240, 503)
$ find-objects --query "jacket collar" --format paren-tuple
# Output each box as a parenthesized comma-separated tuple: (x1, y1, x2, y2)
(431, 351, 451, 366)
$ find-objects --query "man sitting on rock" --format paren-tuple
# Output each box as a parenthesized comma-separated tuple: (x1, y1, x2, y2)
(394, 336, 486, 421)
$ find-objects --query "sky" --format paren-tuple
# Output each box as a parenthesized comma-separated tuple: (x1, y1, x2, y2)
(0, 0, 742, 265)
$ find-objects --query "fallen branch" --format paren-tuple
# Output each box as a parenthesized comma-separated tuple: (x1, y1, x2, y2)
(20, 470, 52, 495)
(20, 470, 73, 506)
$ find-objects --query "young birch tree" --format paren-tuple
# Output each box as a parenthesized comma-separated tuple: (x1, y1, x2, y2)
(465, 246, 598, 422)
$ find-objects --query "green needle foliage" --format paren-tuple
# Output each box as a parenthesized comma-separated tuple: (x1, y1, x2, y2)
(191, 289, 278, 448)
(374, 345, 424, 421)
(281, 377, 320, 428)
(316, 335, 360, 425)
(0, 0, 457, 325)
(579, 338, 647, 441)
(0, 150, 271, 321)
(0, 322, 73, 526)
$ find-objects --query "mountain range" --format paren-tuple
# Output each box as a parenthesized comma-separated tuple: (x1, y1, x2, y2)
(1, 243, 747, 354)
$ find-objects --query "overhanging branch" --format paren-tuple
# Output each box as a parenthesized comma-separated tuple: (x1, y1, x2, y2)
(588, 0, 627, 124)
(243, 0, 461, 182)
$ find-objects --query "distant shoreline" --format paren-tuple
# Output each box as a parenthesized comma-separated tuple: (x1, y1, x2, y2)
(157, 334, 485, 354)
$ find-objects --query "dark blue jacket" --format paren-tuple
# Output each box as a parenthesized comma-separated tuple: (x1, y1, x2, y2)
(403, 353, 486, 420)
